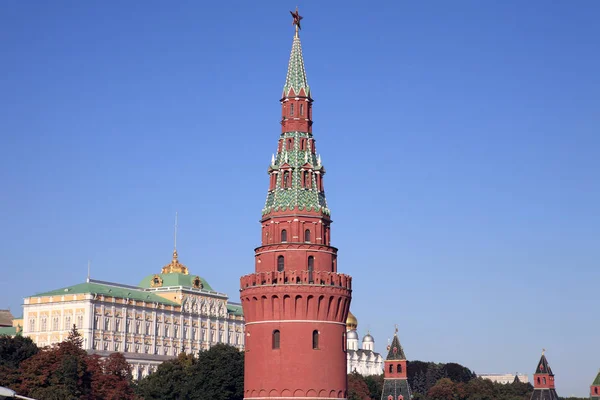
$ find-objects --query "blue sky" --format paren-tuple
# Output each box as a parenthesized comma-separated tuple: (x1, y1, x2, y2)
(1, 0, 599, 396)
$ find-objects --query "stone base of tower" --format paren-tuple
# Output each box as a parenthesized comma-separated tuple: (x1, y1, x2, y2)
(381, 379, 412, 400)
(529, 389, 559, 400)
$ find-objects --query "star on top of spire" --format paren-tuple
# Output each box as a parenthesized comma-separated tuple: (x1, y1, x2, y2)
(290, 7, 303, 36)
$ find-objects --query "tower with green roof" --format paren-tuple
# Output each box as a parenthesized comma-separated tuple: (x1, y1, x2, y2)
(240, 8, 352, 400)
(590, 370, 600, 399)
(381, 326, 412, 400)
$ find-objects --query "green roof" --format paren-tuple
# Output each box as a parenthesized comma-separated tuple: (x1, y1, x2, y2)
(386, 334, 407, 360)
(593, 371, 600, 386)
(282, 32, 310, 98)
(227, 303, 243, 317)
(32, 282, 178, 306)
(0, 326, 18, 336)
(138, 273, 213, 291)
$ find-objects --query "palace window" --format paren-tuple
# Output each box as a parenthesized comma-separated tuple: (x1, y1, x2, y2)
(312, 330, 319, 350)
(29, 318, 35, 332)
(52, 317, 59, 330)
(308, 256, 314, 283)
(281, 229, 287, 243)
(304, 229, 311, 242)
(272, 330, 280, 349)
(277, 256, 285, 272)
(40, 317, 47, 331)
(77, 315, 83, 329)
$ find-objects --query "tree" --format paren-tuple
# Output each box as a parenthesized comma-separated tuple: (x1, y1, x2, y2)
(363, 374, 383, 400)
(136, 357, 188, 400)
(428, 378, 466, 400)
(0, 335, 39, 369)
(88, 353, 136, 400)
(412, 370, 427, 395)
(17, 326, 92, 399)
(183, 344, 244, 400)
(347, 372, 371, 400)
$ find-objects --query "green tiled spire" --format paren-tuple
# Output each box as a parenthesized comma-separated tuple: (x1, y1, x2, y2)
(593, 370, 600, 386)
(282, 32, 310, 98)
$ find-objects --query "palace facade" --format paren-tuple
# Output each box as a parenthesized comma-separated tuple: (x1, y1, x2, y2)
(22, 249, 244, 379)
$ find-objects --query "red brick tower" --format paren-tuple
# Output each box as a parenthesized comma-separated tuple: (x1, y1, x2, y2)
(530, 350, 559, 400)
(381, 326, 412, 400)
(240, 9, 352, 400)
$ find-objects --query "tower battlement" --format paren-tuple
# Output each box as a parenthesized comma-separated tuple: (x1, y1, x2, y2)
(240, 270, 352, 290)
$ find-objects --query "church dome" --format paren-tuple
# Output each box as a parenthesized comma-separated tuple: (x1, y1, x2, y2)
(347, 330, 359, 340)
(362, 332, 374, 343)
(346, 311, 358, 331)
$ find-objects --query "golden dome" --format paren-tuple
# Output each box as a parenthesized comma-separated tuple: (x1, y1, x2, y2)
(346, 311, 358, 331)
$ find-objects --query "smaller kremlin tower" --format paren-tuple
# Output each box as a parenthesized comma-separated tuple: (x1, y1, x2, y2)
(590, 370, 600, 400)
(529, 350, 559, 400)
(381, 326, 412, 400)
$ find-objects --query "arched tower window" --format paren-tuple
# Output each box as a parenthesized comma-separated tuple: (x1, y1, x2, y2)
(308, 256, 314, 283)
(283, 171, 290, 188)
(389, 364, 393, 373)
(277, 256, 285, 272)
(537, 377, 541, 384)
(397, 364, 402, 373)
(595, 388, 598, 394)
(290, 103, 294, 116)
(272, 330, 280, 349)
(281, 229, 287, 243)
(312, 330, 319, 349)
(304, 229, 311, 242)
(543, 377, 546, 385)
(300, 103, 304, 116)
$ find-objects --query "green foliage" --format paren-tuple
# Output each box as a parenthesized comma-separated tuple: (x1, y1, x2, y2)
(363, 374, 384, 400)
(0, 335, 39, 369)
(137, 343, 244, 400)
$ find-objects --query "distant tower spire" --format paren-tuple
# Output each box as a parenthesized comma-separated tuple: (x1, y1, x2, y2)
(530, 350, 558, 400)
(381, 326, 412, 399)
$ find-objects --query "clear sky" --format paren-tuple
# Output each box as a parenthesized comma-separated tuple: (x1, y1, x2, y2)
(1, 0, 599, 396)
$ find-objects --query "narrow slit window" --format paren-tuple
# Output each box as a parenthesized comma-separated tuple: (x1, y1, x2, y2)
(389, 364, 393, 373)
(312, 330, 319, 349)
(290, 103, 294, 116)
(281, 229, 287, 243)
(283, 171, 290, 188)
(277, 256, 285, 272)
(304, 229, 311, 242)
(397, 364, 402, 373)
(272, 330, 280, 349)
(308, 256, 314, 283)
(300, 103, 304, 116)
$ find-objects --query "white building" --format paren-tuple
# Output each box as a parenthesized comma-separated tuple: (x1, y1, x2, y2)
(22, 249, 244, 379)
(346, 311, 384, 376)
(478, 373, 529, 384)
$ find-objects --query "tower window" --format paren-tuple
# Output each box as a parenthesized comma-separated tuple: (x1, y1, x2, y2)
(312, 330, 319, 349)
(300, 138, 306, 150)
(290, 103, 294, 116)
(537, 378, 541, 384)
(300, 103, 304, 116)
(389, 364, 393, 373)
(342, 332, 346, 352)
(277, 256, 285, 272)
(595, 388, 598, 394)
(543, 377, 546, 385)
(286, 138, 293, 150)
(304, 229, 311, 242)
(281, 229, 287, 243)
(308, 256, 314, 283)
(272, 330, 280, 349)
(283, 171, 290, 188)
(397, 364, 402, 373)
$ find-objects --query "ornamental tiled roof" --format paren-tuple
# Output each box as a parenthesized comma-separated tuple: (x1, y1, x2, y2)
(282, 32, 310, 98)
(535, 354, 553, 375)
(263, 132, 329, 215)
(386, 334, 407, 361)
(30, 281, 179, 306)
(227, 303, 243, 317)
(381, 379, 412, 400)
